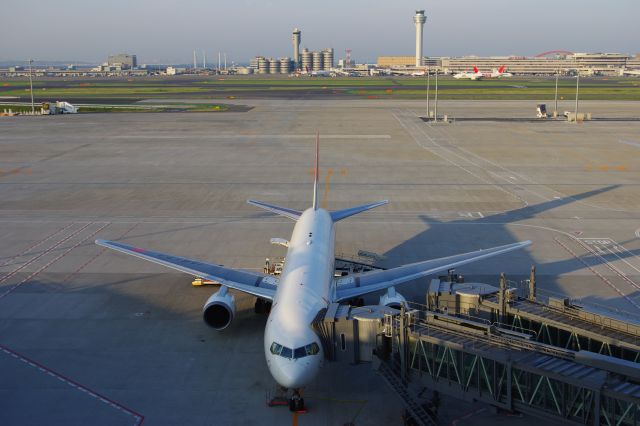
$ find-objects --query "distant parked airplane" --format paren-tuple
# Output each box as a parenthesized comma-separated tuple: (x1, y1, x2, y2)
(490, 65, 513, 78)
(454, 65, 512, 80)
(453, 66, 483, 80)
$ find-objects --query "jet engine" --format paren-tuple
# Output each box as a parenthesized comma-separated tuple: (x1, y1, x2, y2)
(379, 286, 407, 309)
(202, 286, 236, 331)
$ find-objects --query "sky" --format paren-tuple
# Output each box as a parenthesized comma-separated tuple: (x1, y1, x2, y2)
(1, 0, 638, 65)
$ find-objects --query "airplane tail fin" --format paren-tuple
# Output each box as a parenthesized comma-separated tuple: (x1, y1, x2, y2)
(499, 65, 505, 73)
(330, 200, 388, 222)
(312, 131, 320, 210)
(250, 133, 388, 221)
(473, 66, 479, 73)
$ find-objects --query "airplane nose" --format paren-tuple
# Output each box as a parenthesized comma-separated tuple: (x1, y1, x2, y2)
(271, 356, 321, 389)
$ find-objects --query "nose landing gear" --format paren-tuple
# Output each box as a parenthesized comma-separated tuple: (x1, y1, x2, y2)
(289, 389, 305, 412)
(266, 386, 306, 413)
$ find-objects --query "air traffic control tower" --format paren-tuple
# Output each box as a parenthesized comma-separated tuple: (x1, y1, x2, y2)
(413, 10, 427, 67)
(292, 28, 301, 70)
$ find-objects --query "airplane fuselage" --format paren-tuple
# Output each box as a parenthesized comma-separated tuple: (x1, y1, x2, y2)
(263, 207, 334, 388)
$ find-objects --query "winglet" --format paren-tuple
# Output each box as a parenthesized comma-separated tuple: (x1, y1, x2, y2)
(312, 131, 320, 210)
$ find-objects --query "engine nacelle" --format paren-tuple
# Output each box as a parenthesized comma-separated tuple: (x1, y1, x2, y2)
(379, 286, 407, 309)
(202, 286, 236, 331)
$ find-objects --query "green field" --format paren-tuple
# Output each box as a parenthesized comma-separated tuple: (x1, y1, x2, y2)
(2, 76, 640, 102)
(0, 103, 229, 113)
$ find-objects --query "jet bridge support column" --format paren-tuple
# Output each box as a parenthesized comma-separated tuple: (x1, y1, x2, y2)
(399, 305, 406, 381)
(528, 266, 537, 302)
(499, 272, 507, 324)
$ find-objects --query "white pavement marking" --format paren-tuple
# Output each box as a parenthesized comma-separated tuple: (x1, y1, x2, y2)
(554, 237, 640, 309)
(419, 109, 634, 213)
(0, 223, 93, 285)
(0, 344, 144, 426)
(391, 109, 529, 208)
(108, 134, 391, 140)
(619, 140, 640, 148)
(577, 237, 640, 291)
(0, 222, 111, 300)
(0, 222, 75, 269)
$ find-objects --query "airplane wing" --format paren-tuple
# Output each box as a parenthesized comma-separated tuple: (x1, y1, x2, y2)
(96, 239, 277, 300)
(333, 241, 531, 302)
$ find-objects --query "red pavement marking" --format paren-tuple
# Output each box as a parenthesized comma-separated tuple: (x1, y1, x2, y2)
(0, 222, 76, 269)
(0, 223, 110, 301)
(0, 343, 144, 425)
(0, 222, 93, 286)
(61, 222, 140, 284)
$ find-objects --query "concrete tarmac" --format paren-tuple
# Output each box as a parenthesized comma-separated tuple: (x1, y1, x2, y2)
(1, 99, 639, 425)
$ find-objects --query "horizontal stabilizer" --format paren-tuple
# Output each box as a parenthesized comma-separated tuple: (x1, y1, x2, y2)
(330, 200, 388, 222)
(247, 200, 301, 220)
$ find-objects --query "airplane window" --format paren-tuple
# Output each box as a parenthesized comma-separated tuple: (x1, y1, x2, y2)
(270, 342, 282, 355)
(281, 346, 293, 358)
(305, 342, 320, 355)
(294, 347, 307, 359)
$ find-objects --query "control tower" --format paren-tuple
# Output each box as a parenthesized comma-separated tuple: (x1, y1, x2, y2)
(292, 28, 301, 70)
(413, 10, 427, 67)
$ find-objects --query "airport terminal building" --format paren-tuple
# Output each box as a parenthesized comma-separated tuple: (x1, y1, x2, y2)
(378, 52, 639, 75)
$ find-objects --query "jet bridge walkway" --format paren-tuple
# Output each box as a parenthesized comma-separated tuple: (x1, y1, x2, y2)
(376, 307, 640, 426)
(481, 294, 640, 362)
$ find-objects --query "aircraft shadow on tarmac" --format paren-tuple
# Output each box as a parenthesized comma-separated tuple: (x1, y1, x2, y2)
(368, 183, 640, 315)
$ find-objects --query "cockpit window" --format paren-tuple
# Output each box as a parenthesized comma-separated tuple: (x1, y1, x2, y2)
(305, 342, 320, 356)
(280, 346, 293, 358)
(294, 347, 307, 359)
(270, 342, 283, 355)
(271, 341, 320, 359)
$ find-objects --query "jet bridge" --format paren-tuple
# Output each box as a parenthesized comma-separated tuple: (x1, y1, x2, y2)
(319, 270, 640, 425)
(382, 308, 640, 425)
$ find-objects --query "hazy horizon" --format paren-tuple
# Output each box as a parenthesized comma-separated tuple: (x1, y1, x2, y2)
(1, 0, 638, 65)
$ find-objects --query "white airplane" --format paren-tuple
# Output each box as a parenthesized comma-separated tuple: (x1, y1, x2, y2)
(96, 135, 530, 411)
(490, 65, 513, 78)
(453, 66, 483, 80)
(454, 65, 512, 80)
(310, 70, 333, 77)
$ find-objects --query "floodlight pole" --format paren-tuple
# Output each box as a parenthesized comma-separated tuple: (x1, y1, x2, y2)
(554, 70, 559, 117)
(426, 66, 430, 121)
(434, 68, 438, 123)
(28, 59, 35, 114)
(574, 72, 580, 121)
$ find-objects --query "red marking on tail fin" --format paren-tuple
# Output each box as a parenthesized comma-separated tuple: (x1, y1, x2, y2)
(499, 65, 505, 73)
(473, 66, 479, 73)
